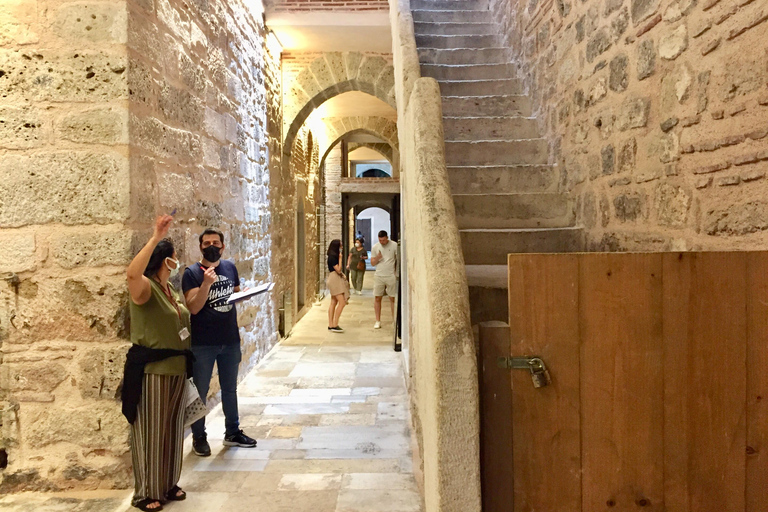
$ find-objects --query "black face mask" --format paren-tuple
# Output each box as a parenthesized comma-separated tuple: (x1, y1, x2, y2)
(202, 245, 222, 262)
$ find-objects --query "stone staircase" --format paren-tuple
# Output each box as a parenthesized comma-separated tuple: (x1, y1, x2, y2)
(411, 0, 583, 322)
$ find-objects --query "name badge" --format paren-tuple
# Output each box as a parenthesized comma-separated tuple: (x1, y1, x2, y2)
(179, 327, 190, 341)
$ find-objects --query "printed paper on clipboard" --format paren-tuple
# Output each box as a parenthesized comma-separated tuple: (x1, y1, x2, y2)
(227, 282, 274, 304)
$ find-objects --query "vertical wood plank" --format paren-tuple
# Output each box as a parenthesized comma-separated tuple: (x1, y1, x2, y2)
(662, 253, 692, 512)
(580, 253, 664, 511)
(478, 321, 514, 512)
(508, 254, 580, 512)
(663, 252, 747, 512)
(746, 252, 768, 512)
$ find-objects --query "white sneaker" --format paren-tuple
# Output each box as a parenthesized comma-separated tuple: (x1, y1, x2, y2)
(357, 290, 363, 295)
(374, 321, 381, 329)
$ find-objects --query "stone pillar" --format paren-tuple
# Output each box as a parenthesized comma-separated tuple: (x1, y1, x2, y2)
(325, 147, 343, 244)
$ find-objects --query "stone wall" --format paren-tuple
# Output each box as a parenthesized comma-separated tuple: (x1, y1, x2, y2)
(266, 0, 388, 12)
(491, 0, 768, 251)
(0, 0, 280, 492)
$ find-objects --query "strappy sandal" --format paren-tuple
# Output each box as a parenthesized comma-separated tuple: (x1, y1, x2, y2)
(165, 485, 187, 501)
(132, 498, 163, 511)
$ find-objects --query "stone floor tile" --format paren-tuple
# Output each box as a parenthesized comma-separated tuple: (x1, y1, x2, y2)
(218, 448, 271, 459)
(268, 425, 304, 438)
(336, 489, 422, 512)
(158, 492, 229, 512)
(330, 395, 368, 404)
(238, 472, 283, 493)
(290, 387, 352, 397)
(376, 402, 409, 422)
(278, 473, 343, 491)
(263, 459, 402, 474)
(296, 377, 357, 388)
(341, 473, 419, 491)
(356, 363, 403, 378)
(178, 470, 249, 492)
(240, 395, 333, 405)
(220, 490, 338, 512)
(279, 414, 321, 426)
(348, 402, 378, 414)
(270, 449, 307, 460)
(353, 377, 405, 388)
(318, 413, 376, 426)
(263, 403, 350, 415)
(289, 362, 357, 378)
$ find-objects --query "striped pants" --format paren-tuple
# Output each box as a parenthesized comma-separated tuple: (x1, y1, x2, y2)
(130, 373, 185, 503)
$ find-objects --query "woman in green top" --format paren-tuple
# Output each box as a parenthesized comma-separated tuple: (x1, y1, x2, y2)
(346, 237, 368, 295)
(126, 215, 190, 512)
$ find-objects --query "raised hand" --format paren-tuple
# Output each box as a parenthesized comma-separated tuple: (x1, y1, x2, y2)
(153, 215, 173, 240)
(202, 265, 217, 287)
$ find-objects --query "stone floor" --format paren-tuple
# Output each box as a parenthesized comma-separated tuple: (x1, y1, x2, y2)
(0, 281, 420, 512)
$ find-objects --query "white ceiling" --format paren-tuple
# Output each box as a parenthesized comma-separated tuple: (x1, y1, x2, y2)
(308, 91, 397, 121)
(266, 11, 392, 53)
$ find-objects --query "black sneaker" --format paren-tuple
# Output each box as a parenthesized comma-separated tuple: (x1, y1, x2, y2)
(192, 435, 211, 457)
(223, 430, 257, 448)
(330, 326, 344, 333)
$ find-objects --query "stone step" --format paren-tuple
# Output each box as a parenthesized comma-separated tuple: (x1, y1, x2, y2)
(444, 139, 548, 166)
(411, 0, 490, 10)
(412, 9, 494, 23)
(415, 34, 503, 49)
(447, 165, 558, 194)
(438, 78, 523, 96)
(413, 22, 497, 36)
(418, 47, 509, 65)
(421, 63, 515, 80)
(466, 265, 508, 289)
(443, 116, 539, 141)
(461, 227, 585, 265)
(453, 193, 575, 229)
(442, 95, 531, 117)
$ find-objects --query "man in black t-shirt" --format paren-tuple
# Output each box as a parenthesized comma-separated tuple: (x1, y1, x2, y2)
(182, 228, 257, 457)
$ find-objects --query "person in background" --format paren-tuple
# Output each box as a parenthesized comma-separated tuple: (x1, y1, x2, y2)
(346, 237, 368, 295)
(326, 239, 349, 333)
(182, 228, 257, 457)
(370, 230, 398, 329)
(125, 215, 190, 511)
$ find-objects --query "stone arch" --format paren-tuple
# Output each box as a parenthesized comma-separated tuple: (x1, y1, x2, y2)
(349, 142, 394, 167)
(317, 116, 398, 171)
(284, 52, 396, 158)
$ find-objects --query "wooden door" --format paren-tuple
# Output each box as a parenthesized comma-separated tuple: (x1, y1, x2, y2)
(480, 252, 768, 512)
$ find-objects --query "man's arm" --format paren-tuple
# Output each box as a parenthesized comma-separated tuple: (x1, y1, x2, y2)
(183, 266, 216, 314)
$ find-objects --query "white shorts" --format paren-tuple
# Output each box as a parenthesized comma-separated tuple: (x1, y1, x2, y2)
(373, 275, 397, 297)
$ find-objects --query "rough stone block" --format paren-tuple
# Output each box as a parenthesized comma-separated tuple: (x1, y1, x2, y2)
(0, 0, 39, 46)
(631, 0, 660, 23)
(609, 54, 629, 91)
(618, 137, 637, 173)
(56, 108, 127, 144)
(357, 55, 388, 86)
(26, 403, 129, 452)
(52, 3, 127, 43)
(0, 50, 128, 102)
(602, 144, 615, 175)
(656, 183, 690, 226)
(659, 24, 688, 59)
(634, 39, 654, 81)
(0, 107, 46, 149)
(157, 172, 195, 216)
(0, 231, 35, 272)
(129, 115, 201, 164)
(159, 83, 203, 127)
(8, 361, 68, 393)
(611, 8, 630, 41)
(586, 29, 612, 62)
(704, 201, 768, 235)
(78, 346, 127, 399)
(0, 152, 130, 227)
(614, 194, 643, 221)
(51, 229, 133, 269)
(617, 97, 650, 130)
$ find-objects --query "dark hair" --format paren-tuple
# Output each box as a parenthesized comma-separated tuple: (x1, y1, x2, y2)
(354, 238, 363, 244)
(378, 230, 388, 238)
(199, 228, 224, 245)
(144, 239, 175, 278)
(327, 239, 341, 256)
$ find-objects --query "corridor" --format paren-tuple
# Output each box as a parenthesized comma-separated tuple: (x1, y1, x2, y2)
(0, 282, 421, 512)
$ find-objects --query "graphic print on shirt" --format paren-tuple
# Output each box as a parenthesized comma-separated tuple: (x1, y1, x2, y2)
(207, 273, 234, 313)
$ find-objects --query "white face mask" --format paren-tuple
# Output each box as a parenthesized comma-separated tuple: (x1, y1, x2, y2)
(166, 258, 180, 278)
(355, 243, 361, 247)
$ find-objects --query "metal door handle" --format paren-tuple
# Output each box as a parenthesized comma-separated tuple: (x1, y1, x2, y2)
(497, 356, 552, 388)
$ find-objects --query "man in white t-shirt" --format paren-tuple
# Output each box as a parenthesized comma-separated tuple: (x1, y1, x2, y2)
(370, 230, 398, 329)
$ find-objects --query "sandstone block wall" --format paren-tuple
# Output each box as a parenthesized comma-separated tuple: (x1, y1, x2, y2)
(266, 0, 388, 12)
(0, 0, 280, 492)
(491, 0, 768, 251)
